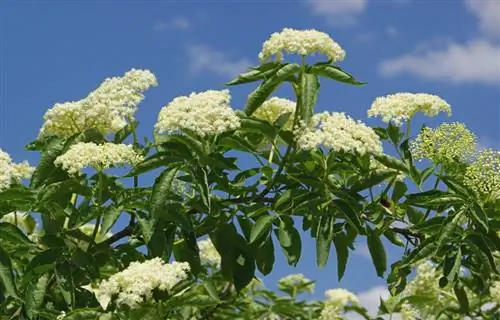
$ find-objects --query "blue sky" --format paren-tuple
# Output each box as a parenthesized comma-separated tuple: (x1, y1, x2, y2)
(1, 0, 499, 316)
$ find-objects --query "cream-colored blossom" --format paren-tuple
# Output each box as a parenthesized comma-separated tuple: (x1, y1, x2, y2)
(464, 148, 500, 198)
(400, 302, 418, 320)
(0, 148, 34, 191)
(411, 123, 476, 164)
(93, 258, 190, 309)
(259, 28, 345, 63)
(39, 69, 157, 138)
(320, 288, 359, 320)
(198, 239, 221, 268)
(278, 273, 315, 293)
(490, 281, 500, 305)
(54, 142, 143, 175)
(405, 261, 440, 298)
(368, 93, 451, 126)
(253, 97, 296, 130)
(0, 212, 36, 234)
(295, 112, 383, 155)
(325, 288, 360, 308)
(155, 89, 240, 137)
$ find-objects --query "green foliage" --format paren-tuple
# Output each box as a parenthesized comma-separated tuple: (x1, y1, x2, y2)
(0, 35, 498, 320)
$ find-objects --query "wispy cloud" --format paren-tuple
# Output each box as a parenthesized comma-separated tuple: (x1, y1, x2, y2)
(465, 0, 500, 39)
(186, 45, 252, 78)
(305, 0, 367, 26)
(379, 40, 500, 85)
(379, 0, 500, 86)
(154, 16, 191, 32)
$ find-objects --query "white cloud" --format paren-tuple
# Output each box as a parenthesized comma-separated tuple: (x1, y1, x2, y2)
(186, 45, 252, 78)
(379, 40, 500, 85)
(154, 16, 191, 32)
(306, 0, 367, 26)
(465, 0, 500, 39)
(379, 0, 500, 86)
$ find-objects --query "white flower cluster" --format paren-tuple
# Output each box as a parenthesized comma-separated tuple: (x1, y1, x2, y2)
(295, 112, 383, 155)
(278, 273, 315, 293)
(94, 258, 190, 309)
(198, 239, 221, 268)
(39, 69, 157, 138)
(0, 148, 34, 191)
(490, 281, 500, 306)
(54, 142, 143, 175)
(253, 97, 296, 130)
(400, 302, 418, 320)
(155, 89, 240, 138)
(405, 261, 440, 298)
(464, 148, 500, 199)
(411, 122, 477, 164)
(368, 93, 451, 126)
(259, 28, 345, 63)
(319, 288, 359, 320)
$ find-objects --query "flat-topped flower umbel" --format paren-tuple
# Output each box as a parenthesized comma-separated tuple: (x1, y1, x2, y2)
(295, 112, 383, 155)
(39, 69, 157, 138)
(0, 148, 34, 191)
(92, 258, 190, 309)
(259, 28, 345, 63)
(368, 92, 451, 126)
(155, 89, 240, 137)
(54, 142, 143, 175)
(411, 122, 477, 164)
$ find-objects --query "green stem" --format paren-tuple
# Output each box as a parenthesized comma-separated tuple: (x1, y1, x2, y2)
(423, 169, 442, 220)
(405, 118, 412, 141)
(89, 172, 104, 250)
(268, 138, 276, 164)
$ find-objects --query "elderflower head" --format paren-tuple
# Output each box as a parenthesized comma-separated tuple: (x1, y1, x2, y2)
(368, 93, 451, 126)
(198, 239, 221, 268)
(259, 28, 345, 63)
(464, 148, 500, 198)
(490, 281, 500, 305)
(320, 288, 359, 320)
(93, 258, 190, 309)
(400, 302, 418, 320)
(54, 142, 143, 176)
(155, 89, 240, 138)
(39, 69, 157, 138)
(295, 112, 383, 155)
(253, 97, 296, 130)
(405, 262, 440, 299)
(278, 273, 315, 294)
(0, 148, 34, 191)
(411, 122, 477, 164)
